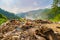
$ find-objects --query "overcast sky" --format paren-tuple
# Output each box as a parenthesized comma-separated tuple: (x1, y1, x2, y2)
(0, 0, 53, 13)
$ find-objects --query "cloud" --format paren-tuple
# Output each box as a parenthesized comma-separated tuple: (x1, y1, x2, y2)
(10, 7, 41, 14)
(0, 5, 51, 14)
(0, 6, 41, 14)
(0, 0, 53, 13)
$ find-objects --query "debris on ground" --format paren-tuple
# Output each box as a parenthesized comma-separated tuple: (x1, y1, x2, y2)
(0, 19, 60, 40)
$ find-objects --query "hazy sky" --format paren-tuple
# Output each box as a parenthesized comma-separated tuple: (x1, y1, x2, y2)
(0, 0, 53, 13)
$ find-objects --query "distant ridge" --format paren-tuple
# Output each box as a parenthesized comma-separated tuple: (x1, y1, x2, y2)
(0, 8, 19, 19)
(16, 9, 50, 20)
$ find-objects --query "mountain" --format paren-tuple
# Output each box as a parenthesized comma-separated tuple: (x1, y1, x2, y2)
(0, 8, 19, 19)
(16, 9, 50, 20)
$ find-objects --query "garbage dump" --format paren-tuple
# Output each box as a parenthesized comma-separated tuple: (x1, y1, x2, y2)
(0, 19, 60, 40)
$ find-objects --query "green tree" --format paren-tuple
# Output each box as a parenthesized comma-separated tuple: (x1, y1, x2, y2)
(52, 0, 58, 15)
(48, 0, 60, 22)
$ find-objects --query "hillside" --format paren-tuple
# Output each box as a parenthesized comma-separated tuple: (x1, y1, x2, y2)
(0, 14, 7, 25)
(48, 7, 60, 22)
(16, 9, 50, 20)
(0, 8, 19, 19)
(16, 7, 60, 22)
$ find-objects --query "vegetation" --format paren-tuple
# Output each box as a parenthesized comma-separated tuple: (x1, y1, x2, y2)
(17, 9, 50, 20)
(0, 14, 7, 25)
(16, 0, 60, 22)
(0, 8, 19, 20)
(48, 0, 60, 22)
(0, 8, 20, 25)
(0, 0, 60, 23)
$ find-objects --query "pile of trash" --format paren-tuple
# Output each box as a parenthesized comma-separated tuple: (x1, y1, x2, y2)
(0, 19, 60, 40)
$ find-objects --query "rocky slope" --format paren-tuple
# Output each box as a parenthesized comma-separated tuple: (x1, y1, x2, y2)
(0, 19, 60, 40)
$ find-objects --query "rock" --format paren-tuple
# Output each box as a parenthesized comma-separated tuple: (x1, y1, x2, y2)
(0, 19, 59, 40)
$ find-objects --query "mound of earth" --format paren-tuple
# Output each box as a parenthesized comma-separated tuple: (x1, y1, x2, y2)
(0, 19, 60, 40)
